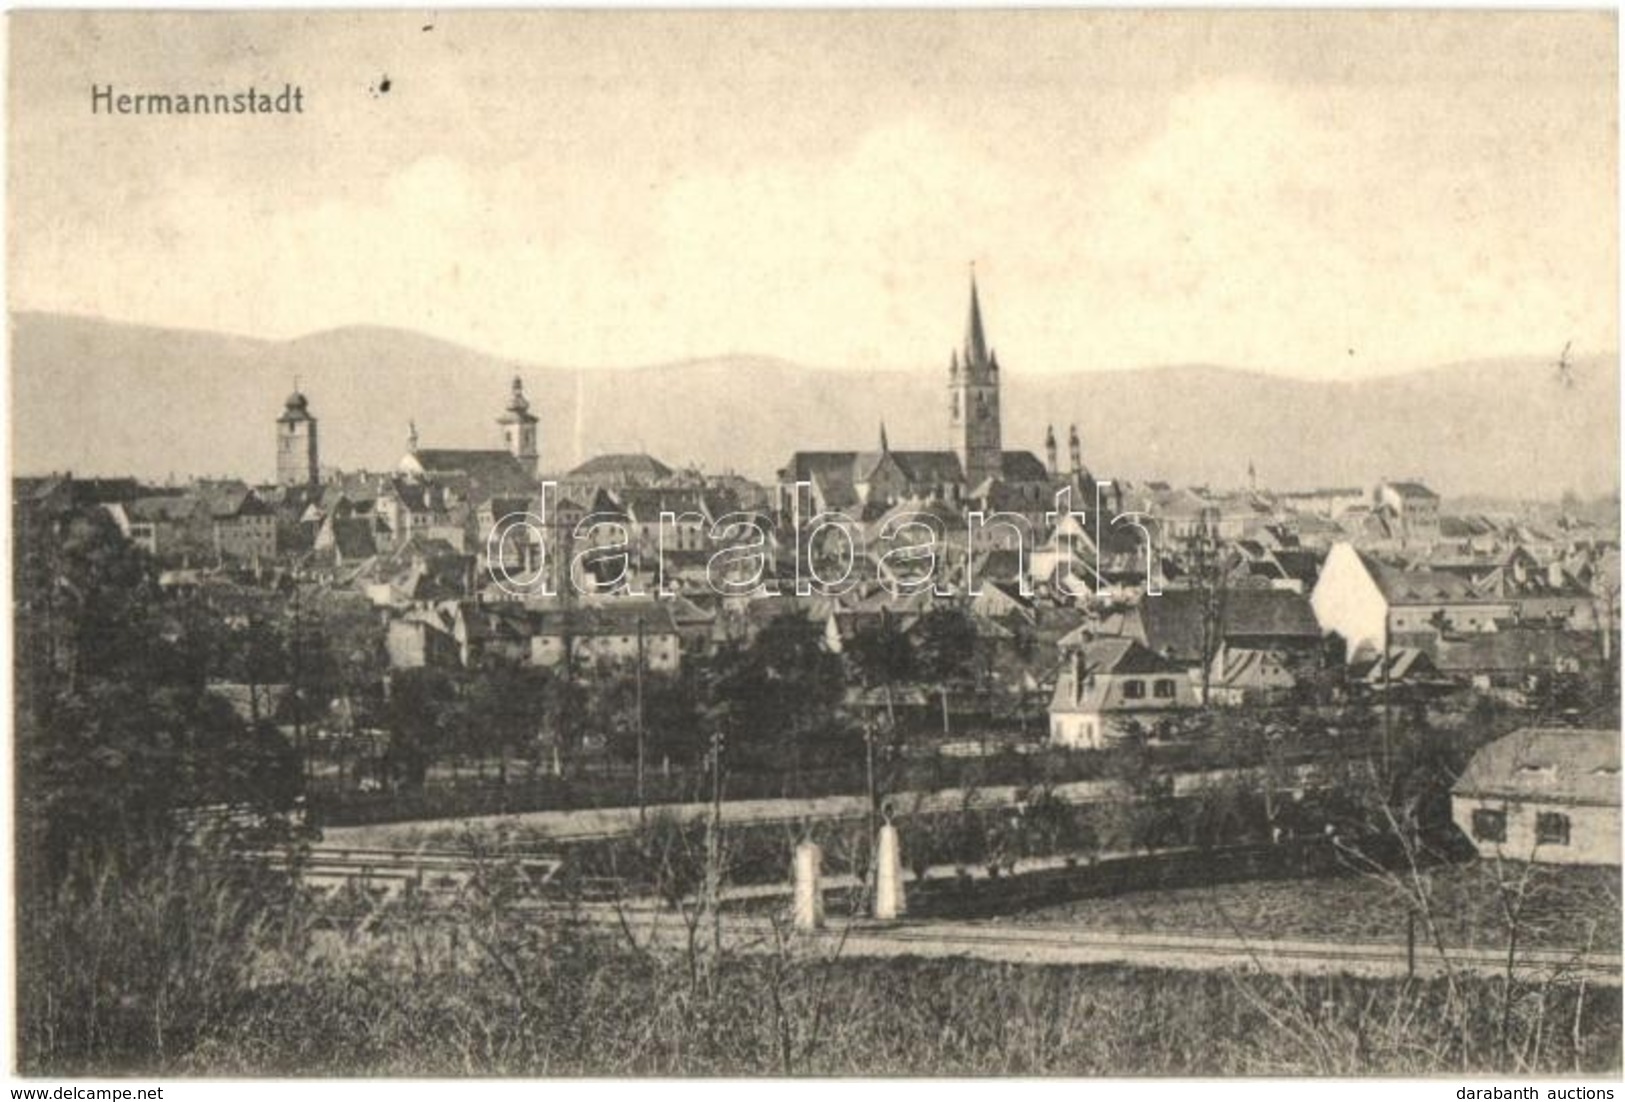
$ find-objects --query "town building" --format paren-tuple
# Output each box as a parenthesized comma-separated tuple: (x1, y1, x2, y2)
(529, 604, 683, 673)
(1276, 487, 1367, 520)
(1310, 541, 1517, 659)
(1048, 636, 1195, 749)
(105, 493, 195, 558)
(1128, 587, 1323, 670)
(1203, 644, 1299, 706)
(559, 453, 677, 495)
(1374, 480, 1441, 549)
(1452, 727, 1620, 865)
(202, 482, 278, 561)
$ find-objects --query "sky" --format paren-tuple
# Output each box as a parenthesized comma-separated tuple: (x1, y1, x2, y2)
(8, 10, 1619, 381)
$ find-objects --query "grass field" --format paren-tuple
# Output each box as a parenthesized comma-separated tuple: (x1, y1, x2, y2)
(179, 951, 1621, 1076)
(1005, 861, 1621, 951)
(21, 852, 1620, 1077)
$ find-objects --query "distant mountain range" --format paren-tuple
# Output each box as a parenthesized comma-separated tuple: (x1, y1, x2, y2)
(10, 311, 1618, 500)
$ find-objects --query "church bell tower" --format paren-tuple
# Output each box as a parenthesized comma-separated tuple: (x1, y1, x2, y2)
(276, 385, 319, 487)
(498, 375, 540, 477)
(949, 269, 1002, 487)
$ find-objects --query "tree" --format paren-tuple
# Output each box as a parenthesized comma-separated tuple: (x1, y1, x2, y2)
(705, 613, 851, 790)
(15, 506, 308, 1075)
(1097, 728, 1178, 854)
(844, 611, 915, 735)
(911, 606, 977, 734)
(457, 662, 551, 784)
(639, 672, 710, 768)
(301, 590, 389, 728)
(383, 668, 458, 788)
(911, 607, 977, 684)
(845, 613, 916, 688)
(16, 507, 304, 895)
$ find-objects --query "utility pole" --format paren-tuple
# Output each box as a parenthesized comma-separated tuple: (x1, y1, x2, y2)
(706, 729, 726, 959)
(1196, 525, 1228, 711)
(635, 613, 646, 826)
(291, 577, 308, 787)
(864, 719, 878, 844)
(1381, 607, 1393, 781)
(555, 506, 576, 775)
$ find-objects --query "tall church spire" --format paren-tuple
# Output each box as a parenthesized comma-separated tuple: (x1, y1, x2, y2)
(948, 266, 1002, 488)
(963, 265, 988, 369)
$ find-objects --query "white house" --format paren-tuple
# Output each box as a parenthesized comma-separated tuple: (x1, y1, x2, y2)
(1452, 727, 1619, 866)
(1310, 541, 1516, 659)
(1048, 637, 1196, 749)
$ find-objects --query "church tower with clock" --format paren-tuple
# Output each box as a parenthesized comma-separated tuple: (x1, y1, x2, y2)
(948, 270, 1003, 488)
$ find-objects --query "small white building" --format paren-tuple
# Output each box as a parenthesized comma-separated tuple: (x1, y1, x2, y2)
(1048, 637, 1195, 749)
(1452, 727, 1620, 866)
(529, 604, 682, 673)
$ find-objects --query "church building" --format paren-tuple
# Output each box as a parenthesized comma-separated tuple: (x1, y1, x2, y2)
(378, 376, 543, 549)
(777, 273, 1055, 517)
(398, 375, 542, 494)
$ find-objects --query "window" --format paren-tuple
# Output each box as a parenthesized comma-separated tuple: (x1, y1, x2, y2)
(1471, 808, 1506, 843)
(1153, 679, 1176, 700)
(1122, 679, 1145, 700)
(1536, 811, 1571, 846)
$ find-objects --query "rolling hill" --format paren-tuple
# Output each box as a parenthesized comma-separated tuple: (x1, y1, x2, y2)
(9, 311, 1617, 500)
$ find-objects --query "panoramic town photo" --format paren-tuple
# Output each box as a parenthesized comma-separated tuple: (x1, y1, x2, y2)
(6, 9, 1622, 1080)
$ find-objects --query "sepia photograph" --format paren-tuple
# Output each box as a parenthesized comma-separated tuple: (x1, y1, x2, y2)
(5, 8, 1622, 1085)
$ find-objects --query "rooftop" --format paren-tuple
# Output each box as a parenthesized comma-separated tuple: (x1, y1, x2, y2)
(1453, 728, 1619, 807)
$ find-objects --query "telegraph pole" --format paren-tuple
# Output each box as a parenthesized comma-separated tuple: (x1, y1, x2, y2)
(1381, 607, 1392, 780)
(635, 613, 646, 826)
(291, 576, 308, 786)
(706, 729, 726, 958)
(554, 506, 576, 774)
(864, 719, 878, 843)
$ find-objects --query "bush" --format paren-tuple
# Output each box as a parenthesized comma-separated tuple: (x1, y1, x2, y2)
(17, 845, 306, 1074)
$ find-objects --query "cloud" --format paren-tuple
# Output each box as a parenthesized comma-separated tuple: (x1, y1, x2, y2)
(649, 119, 1024, 365)
(11, 73, 1614, 379)
(1047, 77, 1616, 375)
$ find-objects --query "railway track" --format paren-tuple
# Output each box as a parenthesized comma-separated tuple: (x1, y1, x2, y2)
(260, 844, 568, 902)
